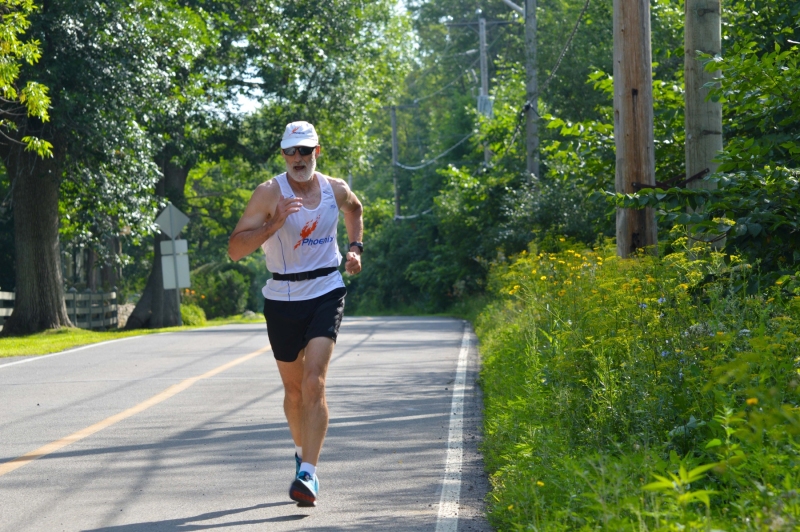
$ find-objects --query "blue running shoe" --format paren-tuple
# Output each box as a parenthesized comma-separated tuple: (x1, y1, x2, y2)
(295, 453, 302, 477)
(290, 471, 319, 507)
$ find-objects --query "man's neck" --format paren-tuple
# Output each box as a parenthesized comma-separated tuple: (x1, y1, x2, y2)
(287, 172, 318, 194)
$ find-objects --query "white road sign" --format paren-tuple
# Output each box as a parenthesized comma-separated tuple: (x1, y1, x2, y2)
(161, 239, 190, 290)
(155, 203, 189, 239)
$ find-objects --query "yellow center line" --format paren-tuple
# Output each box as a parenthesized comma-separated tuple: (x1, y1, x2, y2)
(0, 345, 270, 478)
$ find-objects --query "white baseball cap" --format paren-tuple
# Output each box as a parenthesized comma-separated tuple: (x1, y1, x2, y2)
(280, 121, 319, 149)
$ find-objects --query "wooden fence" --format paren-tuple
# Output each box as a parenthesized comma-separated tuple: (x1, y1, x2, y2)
(0, 291, 13, 332)
(0, 290, 118, 332)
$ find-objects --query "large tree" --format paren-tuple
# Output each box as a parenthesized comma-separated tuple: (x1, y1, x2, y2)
(0, 0, 211, 335)
(0, 0, 51, 309)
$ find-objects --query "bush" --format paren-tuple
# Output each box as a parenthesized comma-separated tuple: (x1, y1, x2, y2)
(184, 268, 250, 319)
(180, 304, 206, 326)
(478, 238, 800, 530)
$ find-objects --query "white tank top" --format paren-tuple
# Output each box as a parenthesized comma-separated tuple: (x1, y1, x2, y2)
(261, 172, 344, 301)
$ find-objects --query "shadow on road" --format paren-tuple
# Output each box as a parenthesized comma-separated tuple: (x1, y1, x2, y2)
(84, 502, 306, 531)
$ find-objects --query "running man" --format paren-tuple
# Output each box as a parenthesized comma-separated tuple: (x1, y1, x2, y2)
(228, 121, 363, 507)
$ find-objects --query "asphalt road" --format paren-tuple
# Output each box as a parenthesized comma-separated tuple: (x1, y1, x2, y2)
(0, 317, 492, 532)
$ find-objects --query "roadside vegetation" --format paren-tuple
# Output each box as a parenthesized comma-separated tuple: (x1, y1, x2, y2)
(466, 1, 800, 528)
(478, 239, 800, 530)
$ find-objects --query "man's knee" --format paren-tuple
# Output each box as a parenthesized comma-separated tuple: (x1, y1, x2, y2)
(302, 372, 326, 404)
(284, 379, 303, 406)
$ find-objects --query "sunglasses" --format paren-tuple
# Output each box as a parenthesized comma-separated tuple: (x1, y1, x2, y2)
(282, 146, 316, 156)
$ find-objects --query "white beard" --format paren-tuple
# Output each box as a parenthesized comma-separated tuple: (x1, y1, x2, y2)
(287, 156, 316, 182)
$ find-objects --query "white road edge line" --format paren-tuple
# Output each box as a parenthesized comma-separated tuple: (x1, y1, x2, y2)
(0, 336, 143, 370)
(435, 322, 470, 532)
(0, 323, 268, 370)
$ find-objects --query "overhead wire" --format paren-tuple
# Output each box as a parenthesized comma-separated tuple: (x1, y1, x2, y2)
(412, 56, 480, 103)
(498, 0, 592, 163)
(395, 132, 476, 170)
(390, 20, 527, 218)
(395, 26, 512, 171)
(538, 0, 592, 93)
(408, 28, 508, 104)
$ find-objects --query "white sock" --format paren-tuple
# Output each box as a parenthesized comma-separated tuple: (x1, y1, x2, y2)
(295, 445, 303, 459)
(299, 462, 316, 477)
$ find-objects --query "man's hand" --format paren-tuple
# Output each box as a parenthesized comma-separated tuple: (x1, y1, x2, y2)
(274, 194, 303, 226)
(229, 182, 305, 261)
(344, 250, 361, 275)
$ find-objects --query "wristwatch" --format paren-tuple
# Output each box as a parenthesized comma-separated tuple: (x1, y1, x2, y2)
(349, 241, 363, 254)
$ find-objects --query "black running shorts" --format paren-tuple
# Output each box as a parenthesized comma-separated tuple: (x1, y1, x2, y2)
(263, 287, 347, 362)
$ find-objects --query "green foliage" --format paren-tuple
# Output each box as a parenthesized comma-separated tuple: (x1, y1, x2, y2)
(184, 159, 269, 264)
(349, 0, 689, 314)
(20, 0, 220, 267)
(180, 303, 206, 326)
(184, 267, 250, 319)
(479, 241, 800, 530)
(708, 39, 800, 172)
(613, 33, 800, 276)
(613, 168, 800, 276)
(0, 0, 51, 157)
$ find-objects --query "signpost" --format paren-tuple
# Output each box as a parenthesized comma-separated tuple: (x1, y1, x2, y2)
(155, 203, 190, 325)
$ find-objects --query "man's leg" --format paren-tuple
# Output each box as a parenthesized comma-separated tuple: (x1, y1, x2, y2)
(275, 336, 334, 465)
(298, 336, 334, 466)
(276, 353, 305, 451)
(282, 337, 334, 506)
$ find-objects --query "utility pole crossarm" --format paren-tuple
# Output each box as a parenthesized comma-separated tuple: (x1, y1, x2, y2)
(501, 0, 524, 16)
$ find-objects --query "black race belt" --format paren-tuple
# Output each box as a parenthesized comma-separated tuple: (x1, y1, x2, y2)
(272, 266, 338, 282)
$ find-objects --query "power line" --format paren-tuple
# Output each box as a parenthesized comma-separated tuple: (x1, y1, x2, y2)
(395, 208, 433, 220)
(395, 132, 476, 170)
(408, 27, 510, 105)
(498, 0, 592, 163)
(538, 0, 592, 94)
(412, 56, 481, 104)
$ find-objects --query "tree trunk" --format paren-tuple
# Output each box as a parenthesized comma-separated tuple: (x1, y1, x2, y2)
(125, 153, 190, 329)
(124, 232, 181, 329)
(613, 0, 658, 257)
(1, 148, 71, 336)
(86, 248, 97, 291)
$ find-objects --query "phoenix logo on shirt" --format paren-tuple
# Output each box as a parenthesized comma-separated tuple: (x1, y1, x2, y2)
(294, 216, 320, 249)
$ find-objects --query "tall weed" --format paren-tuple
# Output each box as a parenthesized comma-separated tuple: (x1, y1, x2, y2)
(478, 239, 800, 530)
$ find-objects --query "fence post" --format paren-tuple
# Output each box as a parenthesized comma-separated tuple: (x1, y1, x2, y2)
(98, 290, 106, 332)
(111, 286, 118, 329)
(67, 287, 77, 326)
(85, 288, 93, 330)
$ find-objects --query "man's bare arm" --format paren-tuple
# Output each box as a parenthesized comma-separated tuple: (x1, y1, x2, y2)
(329, 177, 363, 274)
(228, 181, 303, 261)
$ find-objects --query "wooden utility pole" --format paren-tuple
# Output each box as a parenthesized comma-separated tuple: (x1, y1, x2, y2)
(478, 16, 491, 164)
(685, 0, 722, 190)
(391, 105, 400, 219)
(525, 0, 538, 178)
(613, 0, 657, 257)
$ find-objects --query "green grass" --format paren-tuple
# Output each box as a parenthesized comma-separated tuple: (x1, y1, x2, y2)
(478, 239, 800, 530)
(0, 315, 263, 358)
